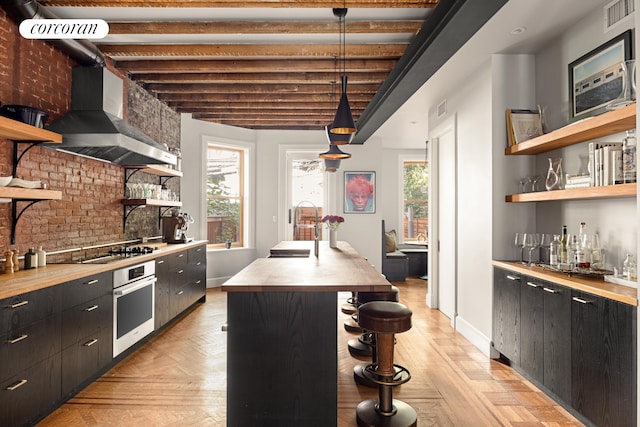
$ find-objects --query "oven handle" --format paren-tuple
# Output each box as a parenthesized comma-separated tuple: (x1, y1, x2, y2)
(114, 277, 157, 296)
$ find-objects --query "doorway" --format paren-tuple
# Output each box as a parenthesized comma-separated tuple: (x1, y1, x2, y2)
(428, 116, 457, 325)
(284, 152, 326, 241)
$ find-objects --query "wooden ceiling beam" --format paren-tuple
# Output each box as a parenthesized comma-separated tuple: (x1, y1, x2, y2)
(146, 82, 379, 93)
(98, 43, 406, 58)
(132, 71, 389, 84)
(42, 1, 437, 8)
(166, 101, 369, 109)
(107, 20, 423, 35)
(157, 92, 372, 102)
(117, 58, 397, 73)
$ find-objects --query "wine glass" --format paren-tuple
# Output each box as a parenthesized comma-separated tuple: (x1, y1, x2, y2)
(524, 233, 540, 265)
(514, 233, 525, 263)
(539, 233, 553, 264)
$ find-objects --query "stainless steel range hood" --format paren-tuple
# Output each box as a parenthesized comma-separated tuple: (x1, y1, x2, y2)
(46, 67, 177, 166)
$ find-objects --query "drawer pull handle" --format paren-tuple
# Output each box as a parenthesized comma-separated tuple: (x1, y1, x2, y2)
(177, 290, 184, 295)
(572, 297, 590, 304)
(178, 254, 185, 258)
(506, 275, 519, 281)
(10, 301, 29, 309)
(196, 262, 201, 266)
(84, 305, 99, 312)
(177, 269, 184, 274)
(543, 287, 558, 294)
(85, 279, 99, 285)
(195, 280, 201, 284)
(8, 334, 28, 344)
(83, 339, 98, 347)
(526, 281, 539, 288)
(157, 260, 165, 264)
(6, 379, 27, 391)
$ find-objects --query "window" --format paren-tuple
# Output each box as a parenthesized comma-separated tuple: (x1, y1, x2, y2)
(403, 161, 428, 242)
(206, 145, 245, 248)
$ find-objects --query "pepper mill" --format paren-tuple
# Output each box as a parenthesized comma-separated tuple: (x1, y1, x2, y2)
(4, 251, 14, 274)
(12, 249, 19, 272)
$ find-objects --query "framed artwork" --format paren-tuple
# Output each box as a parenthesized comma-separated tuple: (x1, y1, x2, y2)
(344, 172, 375, 213)
(569, 30, 632, 120)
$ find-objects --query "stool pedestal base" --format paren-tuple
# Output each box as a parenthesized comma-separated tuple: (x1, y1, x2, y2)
(356, 399, 417, 427)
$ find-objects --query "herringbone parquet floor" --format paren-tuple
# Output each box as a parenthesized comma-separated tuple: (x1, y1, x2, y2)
(38, 278, 583, 426)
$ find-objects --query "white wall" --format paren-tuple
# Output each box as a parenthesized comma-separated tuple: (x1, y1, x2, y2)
(180, 114, 423, 284)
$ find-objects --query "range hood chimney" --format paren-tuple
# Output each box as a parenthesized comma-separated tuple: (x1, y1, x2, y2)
(46, 67, 177, 166)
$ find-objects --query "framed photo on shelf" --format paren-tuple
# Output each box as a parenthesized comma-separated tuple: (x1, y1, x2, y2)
(568, 29, 632, 121)
(344, 171, 375, 213)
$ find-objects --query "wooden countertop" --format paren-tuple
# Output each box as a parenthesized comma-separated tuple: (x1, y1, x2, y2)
(492, 260, 637, 306)
(222, 241, 392, 293)
(0, 240, 207, 300)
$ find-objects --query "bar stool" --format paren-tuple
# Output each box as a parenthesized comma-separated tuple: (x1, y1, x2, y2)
(348, 287, 399, 358)
(341, 292, 357, 315)
(355, 301, 416, 427)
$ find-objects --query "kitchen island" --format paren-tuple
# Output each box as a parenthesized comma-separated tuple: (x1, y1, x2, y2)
(222, 240, 391, 427)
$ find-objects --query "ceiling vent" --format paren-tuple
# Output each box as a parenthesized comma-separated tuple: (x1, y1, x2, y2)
(604, 0, 635, 32)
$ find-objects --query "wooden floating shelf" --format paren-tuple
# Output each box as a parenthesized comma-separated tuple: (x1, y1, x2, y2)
(121, 199, 182, 207)
(505, 183, 636, 202)
(0, 187, 62, 200)
(0, 116, 62, 143)
(505, 104, 636, 155)
(126, 165, 183, 177)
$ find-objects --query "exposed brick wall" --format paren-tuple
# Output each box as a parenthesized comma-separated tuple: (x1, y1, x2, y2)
(0, 8, 181, 261)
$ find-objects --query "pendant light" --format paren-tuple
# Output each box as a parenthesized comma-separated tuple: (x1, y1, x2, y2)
(330, 7, 356, 135)
(324, 159, 341, 172)
(319, 144, 351, 160)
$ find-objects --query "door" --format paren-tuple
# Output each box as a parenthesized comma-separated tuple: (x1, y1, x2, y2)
(429, 117, 456, 323)
(284, 152, 326, 241)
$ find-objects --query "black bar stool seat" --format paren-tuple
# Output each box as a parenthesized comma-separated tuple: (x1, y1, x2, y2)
(355, 301, 416, 427)
(348, 286, 399, 358)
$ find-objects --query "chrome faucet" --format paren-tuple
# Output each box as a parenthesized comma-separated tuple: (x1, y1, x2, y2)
(293, 200, 319, 257)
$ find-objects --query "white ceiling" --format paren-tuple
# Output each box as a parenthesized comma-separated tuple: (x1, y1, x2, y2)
(373, 0, 608, 148)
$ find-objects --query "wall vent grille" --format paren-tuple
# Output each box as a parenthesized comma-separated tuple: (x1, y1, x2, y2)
(437, 99, 447, 119)
(604, 0, 634, 32)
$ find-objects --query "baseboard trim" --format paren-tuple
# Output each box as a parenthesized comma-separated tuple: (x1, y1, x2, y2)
(455, 315, 492, 357)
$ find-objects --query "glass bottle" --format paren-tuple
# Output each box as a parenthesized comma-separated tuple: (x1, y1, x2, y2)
(568, 235, 579, 267)
(24, 247, 37, 269)
(559, 226, 568, 264)
(623, 253, 637, 281)
(623, 129, 636, 183)
(549, 234, 561, 267)
(577, 222, 591, 269)
(591, 233, 603, 269)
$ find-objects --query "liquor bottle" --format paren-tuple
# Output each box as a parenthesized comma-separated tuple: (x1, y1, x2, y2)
(568, 235, 579, 267)
(549, 235, 561, 267)
(623, 129, 636, 183)
(559, 225, 568, 264)
(24, 247, 37, 269)
(577, 222, 591, 269)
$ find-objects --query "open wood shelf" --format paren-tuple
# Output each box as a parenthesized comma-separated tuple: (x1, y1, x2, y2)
(506, 183, 636, 202)
(121, 199, 182, 207)
(0, 187, 62, 200)
(0, 116, 62, 143)
(505, 104, 636, 155)
(125, 164, 182, 177)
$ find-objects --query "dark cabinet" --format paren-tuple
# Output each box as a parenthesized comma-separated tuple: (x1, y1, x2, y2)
(60, 272, 113, 398)
(492, 267, 520, 364)
(541, 281, 571, 403)
(0, 287, 61, 426)
(571, 290, 636, 427)
(519, 277, 544, 382)
(155, 255, 172, 329)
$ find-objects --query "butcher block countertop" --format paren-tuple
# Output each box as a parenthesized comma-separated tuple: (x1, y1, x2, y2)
(0, 240, 207, 300)
(222, 240, 391, 293)
(493, 260, 637, 306)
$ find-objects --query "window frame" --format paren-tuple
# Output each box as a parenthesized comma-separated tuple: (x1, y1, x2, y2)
(206, 143, 247, 249)
(400, 158, 428, 243)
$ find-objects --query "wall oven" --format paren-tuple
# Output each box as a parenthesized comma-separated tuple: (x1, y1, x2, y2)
(113, 260, 156, 357)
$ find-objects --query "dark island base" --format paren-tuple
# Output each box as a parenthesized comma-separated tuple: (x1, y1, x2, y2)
(227, 291, 338, 426)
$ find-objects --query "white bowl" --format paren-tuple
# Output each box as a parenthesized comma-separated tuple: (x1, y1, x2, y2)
(0, 176, 12, 186)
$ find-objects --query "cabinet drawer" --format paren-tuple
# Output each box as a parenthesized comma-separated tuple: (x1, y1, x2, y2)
(0, 286, 60, 333)
(0, 314, 61, 382)
(61, 271, 112, 310)
(62, 294, 112, 350)
(188, 245, 206, 266)
(0, 353, 61, 427)
(61, 327, 112, 398)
